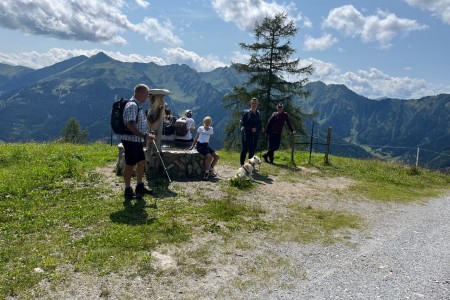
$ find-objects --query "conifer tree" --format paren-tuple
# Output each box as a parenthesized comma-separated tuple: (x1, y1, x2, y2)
(61, 117, 88, 144)
(224, 12, 312, 149)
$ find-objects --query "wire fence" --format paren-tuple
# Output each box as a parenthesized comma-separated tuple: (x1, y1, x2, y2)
(291, 125, 450, 172)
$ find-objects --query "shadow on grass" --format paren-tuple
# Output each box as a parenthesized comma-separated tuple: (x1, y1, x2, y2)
(167, 174, 224, 183)
(252, 172, 274, 184)
(110, 198, 156, 225)
(147, 178, 178, 200)
(272, 162, 297, 170)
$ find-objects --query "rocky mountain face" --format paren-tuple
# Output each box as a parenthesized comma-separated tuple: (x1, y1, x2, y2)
(0, 52, 448, 170)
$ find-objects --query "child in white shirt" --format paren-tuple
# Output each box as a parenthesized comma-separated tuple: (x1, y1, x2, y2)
(189, 116, 220, 180)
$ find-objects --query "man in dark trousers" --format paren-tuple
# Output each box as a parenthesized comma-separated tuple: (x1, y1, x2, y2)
(262, 102, 296, 164)
(240, 97, 263, 166)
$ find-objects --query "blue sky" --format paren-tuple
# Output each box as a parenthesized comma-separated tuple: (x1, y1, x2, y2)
(0, 0, 449, 99)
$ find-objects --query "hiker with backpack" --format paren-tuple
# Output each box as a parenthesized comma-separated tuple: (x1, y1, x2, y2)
(120, 83, 155, 200)
(175, 109, 195, 142)
(240, 97, 264, 166)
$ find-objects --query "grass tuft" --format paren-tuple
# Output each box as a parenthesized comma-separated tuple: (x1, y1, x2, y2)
(229, 176, 254, 189)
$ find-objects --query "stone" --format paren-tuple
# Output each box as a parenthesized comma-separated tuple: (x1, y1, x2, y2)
(116, 143, 206, 179)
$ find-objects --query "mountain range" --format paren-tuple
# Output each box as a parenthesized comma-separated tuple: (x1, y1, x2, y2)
(0, 52, 448, 171)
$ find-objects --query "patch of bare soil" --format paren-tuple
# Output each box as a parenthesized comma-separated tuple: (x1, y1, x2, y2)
(27, 162, 382, 300)
(93, 163, 123, 194)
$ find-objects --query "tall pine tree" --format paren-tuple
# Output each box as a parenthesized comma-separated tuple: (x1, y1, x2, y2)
(224, 12, 312, 149)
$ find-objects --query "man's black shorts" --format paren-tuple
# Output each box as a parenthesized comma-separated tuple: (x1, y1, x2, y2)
(122, 140, 145, 165)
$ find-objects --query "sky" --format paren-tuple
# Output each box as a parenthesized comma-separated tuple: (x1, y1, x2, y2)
(0, 0, 449, 99)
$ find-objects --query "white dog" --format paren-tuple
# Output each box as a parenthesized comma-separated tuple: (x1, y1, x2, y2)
(235, 156, 262, 179)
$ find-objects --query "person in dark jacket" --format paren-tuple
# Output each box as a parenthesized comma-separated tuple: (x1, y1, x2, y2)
(262, 102, 296, 164)
(240, 97, 263, 166)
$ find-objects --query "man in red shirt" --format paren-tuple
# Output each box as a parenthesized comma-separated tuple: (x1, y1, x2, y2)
(262, 103, 296, 164)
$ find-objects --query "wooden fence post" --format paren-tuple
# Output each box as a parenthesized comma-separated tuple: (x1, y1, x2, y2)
(291, 135, 295, 166)
(324, 127, 332, 164)
(308, 122, 314, 164)
(415, 147, 420, 169)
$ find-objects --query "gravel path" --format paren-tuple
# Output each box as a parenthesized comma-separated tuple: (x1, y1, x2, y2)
(251, 194, 450, 300)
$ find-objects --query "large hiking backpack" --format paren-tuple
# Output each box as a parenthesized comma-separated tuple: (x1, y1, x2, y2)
(110, 98, 138, 135)
(174, 117, 189, 136)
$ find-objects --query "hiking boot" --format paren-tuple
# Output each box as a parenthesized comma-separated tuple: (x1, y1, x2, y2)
(209, 168, 217, 177)
(135, 182, 153, 196)
(202, 172, 209, 181)
(262, 153, 269, 163)
(124, 187, 135, 200)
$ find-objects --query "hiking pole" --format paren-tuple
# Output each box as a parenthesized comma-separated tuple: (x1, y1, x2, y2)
(150, 137, 172, 183)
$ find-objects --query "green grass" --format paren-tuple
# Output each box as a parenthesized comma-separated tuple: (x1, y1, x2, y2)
(220, 149, 449, 202)
(274, 204, 363, 245)
(1, 144, 449, 298)
(0, 143, 268, 297)
(316, 154, 448, 202)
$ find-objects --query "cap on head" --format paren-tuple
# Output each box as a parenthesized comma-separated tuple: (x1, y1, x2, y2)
(185, 110, 192, 117)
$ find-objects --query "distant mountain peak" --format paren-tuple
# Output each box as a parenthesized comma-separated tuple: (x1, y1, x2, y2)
(86, 52, 114, 64)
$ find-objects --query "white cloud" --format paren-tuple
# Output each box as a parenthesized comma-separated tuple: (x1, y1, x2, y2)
(323, 5, 428, 48)
(105, 51, 167, 66)
(303, 58, 446, 99)
(162, 47, 227, 72)
(135, 0, 150, 9)
(230, 51, 250, 65)
(304, 34, 338, 51)
(133, 18, 182, 46)
(301, 17, 313, 29)
(0, 0, 181, 46)
(211, 0, 298, 31)
(405, 0, 450, 24)
(302, 58, 341, 79)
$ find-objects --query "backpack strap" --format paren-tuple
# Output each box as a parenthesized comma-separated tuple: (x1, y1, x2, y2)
(132, 100, 141, 122)
(125, 100, 140, 131)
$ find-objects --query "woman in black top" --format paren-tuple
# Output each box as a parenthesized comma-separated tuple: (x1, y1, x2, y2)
(240, 97, 263, 166)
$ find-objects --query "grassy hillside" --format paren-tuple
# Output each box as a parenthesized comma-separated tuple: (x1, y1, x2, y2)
(0, 143, 448, 298)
